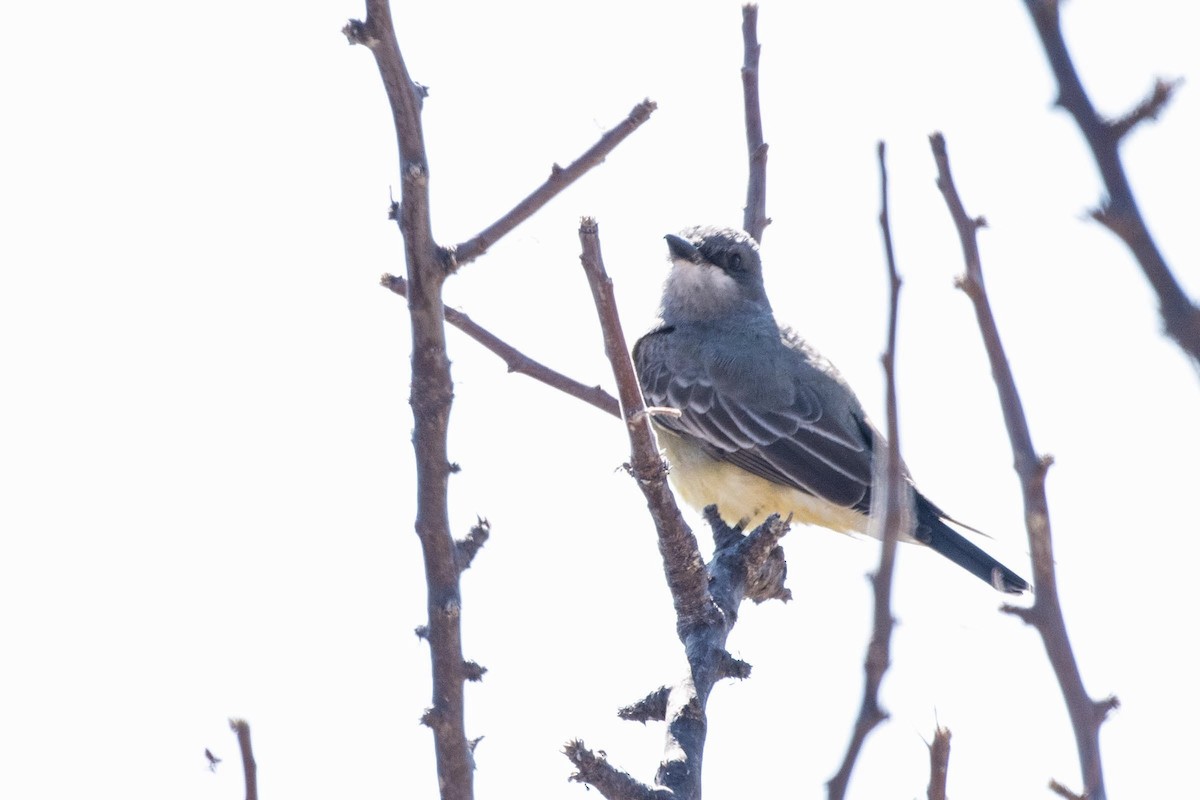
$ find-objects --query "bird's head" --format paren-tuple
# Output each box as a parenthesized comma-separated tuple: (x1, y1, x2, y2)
(659, 226, 771, 323)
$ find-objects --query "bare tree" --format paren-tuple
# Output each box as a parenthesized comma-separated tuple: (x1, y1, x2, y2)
(336, 3, 1192, 799)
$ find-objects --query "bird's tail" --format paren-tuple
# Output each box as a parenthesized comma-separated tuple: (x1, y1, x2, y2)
(914, 495, 1031, 594)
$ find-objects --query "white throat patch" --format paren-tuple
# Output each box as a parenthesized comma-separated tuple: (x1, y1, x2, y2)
(663, 258, 741, 321)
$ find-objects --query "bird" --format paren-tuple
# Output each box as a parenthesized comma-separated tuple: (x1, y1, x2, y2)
(632, 226, 1030, 594)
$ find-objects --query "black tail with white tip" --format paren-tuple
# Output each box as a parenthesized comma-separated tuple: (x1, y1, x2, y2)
(914, 495, 1031, 594)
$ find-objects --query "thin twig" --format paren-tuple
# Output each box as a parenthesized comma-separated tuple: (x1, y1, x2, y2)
(450, 100, 657, 270)
(228, 719, 258, 800)
(927, 725, 951, 800)
(740, 4, 769, 242)
(382, 274, 620, 417)
(345, 5, 473, 798)
(1049, 778, 1087, 800)
(564, 741, 673, 800)
(1021, 1, 1200, 367)
(827, 141, 909, 800)
(930, 131, 1114, 800)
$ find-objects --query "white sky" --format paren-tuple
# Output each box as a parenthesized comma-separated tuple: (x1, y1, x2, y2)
(2, 1, 1197, 798)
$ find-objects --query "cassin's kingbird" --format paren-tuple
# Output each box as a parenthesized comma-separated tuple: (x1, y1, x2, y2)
(633, 226, 1030, 594)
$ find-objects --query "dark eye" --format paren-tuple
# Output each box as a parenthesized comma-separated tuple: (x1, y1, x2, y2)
(727, 253, 742, 272)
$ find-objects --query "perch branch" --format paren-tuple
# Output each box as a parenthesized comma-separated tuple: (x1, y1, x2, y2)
(450, 100, 657, 270)
(740, 4, 769, 242)
(1021, 1, 1200, 366)
(930, 131, 1114, 800)
(382, 274, 620, 417)
(571, 220, 790, 800)
(346, 4, 474, 797)
(827, 141, 910, 800)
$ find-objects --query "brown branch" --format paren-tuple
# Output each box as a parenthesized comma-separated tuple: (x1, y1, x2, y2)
(228, 719, 258, 800)
(1021, 1, 1200, 367)
(740, 4, 769, 242)
(828, 141, 910, 800)
(345, 5, 473, 798)
(454, 517, 490, 573)
(1109, 77, 1183, 141)
(565, 741, 673, 800)
(571, 220, 790, 800)
(1049, 778, 1087, 800)
(577, 219, 709, 618)
(449, 100, 657, 270)
(382, 274, 621, 418)
(619, 686, 672, 723)
(930, 131, 1114, 800)
(927, 725, 951, 800)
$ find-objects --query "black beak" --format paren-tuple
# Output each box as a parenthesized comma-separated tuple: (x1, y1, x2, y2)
(664, 233, 700, 263)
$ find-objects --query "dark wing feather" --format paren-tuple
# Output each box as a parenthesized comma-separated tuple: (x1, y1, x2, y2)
(633, 322, 875, 513)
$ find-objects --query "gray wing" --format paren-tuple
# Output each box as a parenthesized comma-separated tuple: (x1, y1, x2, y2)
(634, 323, 876, 512)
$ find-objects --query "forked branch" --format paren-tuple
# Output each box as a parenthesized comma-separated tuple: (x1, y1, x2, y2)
(930, 131, 1114, 800)
(827, 142, 910, 800)
(1021, 1, 1200, 366)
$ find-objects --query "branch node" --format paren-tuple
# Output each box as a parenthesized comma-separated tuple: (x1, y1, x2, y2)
(1108, 76, 1183, 140)
(1036, 453, 1056, 477)
(716, 650, 753, 681)
(463, 660, 488, 682)
(341, 19, 378, 48)
(1095, 694, 1121, 722)
(420, 707, 439, 730)
(455, 517, 491, 572)
(1000, 601, 1038, 625)
(1048, 778, 1086, 800)
(438, 245, 459, 274)
(565, 740, 664, 799)
(414, 624, 429, 640)
(618, 686, 671, 723)
(435, 598, 462, 621)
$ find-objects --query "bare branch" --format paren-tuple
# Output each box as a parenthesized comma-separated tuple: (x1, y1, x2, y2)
(577, 219, 710, 619)
(450, 100, 657, 270)
(346, 4, 473, 797)
(228, 718, 258, 800)
(1021, 1, 1200, 367)
(565, 741, 672, 800)
(927, 725, 951, 800)
(619, 686, 672, 723)
(382, 274, 620, 418)
(740, 4, 770, 242)
(1049, 778, 1087, 800)
(930, 131, 1114, 800)
(1109, 77, 1183, 140)
(828, 141, 909, 800)
(571, 220, 791, 799)
(454, 517, 491, 573)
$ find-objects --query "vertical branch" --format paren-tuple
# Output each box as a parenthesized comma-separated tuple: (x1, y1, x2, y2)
(345, 3, 472, 798)
(1021, 1, 1200, 366)
(229, 719, 258, 800)
(930, 131, 1117, 800)
(827, 142, 909, 800)
(576, 219, 710, 623)
(927, 725, 951, 800)
(740, 4, 770, 242)
(570, 220, 789, 800)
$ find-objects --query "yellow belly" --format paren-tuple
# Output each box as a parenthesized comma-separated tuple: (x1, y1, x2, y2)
(656, 427, 869, 534)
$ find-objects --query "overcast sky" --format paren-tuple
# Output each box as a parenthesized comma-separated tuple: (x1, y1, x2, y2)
(2, 1, 1197, 798)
